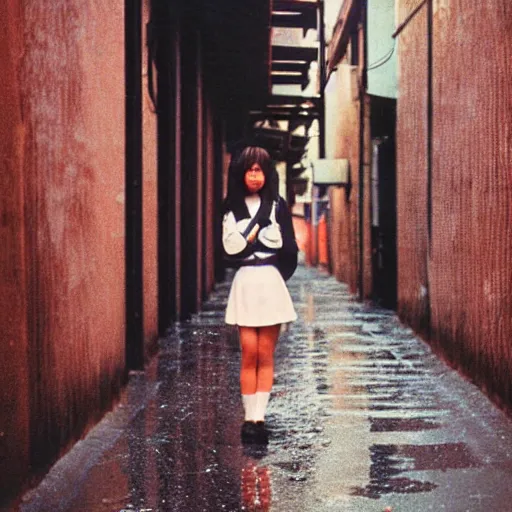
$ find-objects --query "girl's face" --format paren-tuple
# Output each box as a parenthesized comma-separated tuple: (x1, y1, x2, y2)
(244, 163, 265, 194)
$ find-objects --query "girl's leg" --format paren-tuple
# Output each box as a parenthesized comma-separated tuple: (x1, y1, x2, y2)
(239, 326, 259, 422)
(256, 324, 281, 392)
(254, 324, 281, 423)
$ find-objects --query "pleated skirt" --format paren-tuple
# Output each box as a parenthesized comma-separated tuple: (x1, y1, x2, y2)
(225, 265, 297, 327)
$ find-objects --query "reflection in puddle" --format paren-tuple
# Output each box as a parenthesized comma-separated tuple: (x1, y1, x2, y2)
(241, 457, 271, 511)
(369, 417, 441, 432)
(352, 476, 438, 499)
(351, 442, 480, 499)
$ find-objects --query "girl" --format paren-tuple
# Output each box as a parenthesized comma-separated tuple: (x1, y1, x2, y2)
(222, 145, 298, 444)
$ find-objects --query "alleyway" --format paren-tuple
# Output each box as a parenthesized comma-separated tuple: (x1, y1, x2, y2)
(19, 265, 512, 512)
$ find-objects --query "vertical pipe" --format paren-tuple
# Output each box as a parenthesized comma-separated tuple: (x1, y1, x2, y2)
(155, 0, 177, 334)
(202, 91, 209, 300)
(318, 0, 327, 270)
(125, 0, 144, 369)
(426, 0, 433, 333)
(427, 0, 433, 251)
(213, 116, 226, 283)
(312, 0, 327, 267)
(358, 0, 368, 301)
(196, 32, 204, 310)
(180, 19, 198, 319)
(318, 0, 326, 159)
(175, 27, 182, 320)
(311, 185, 319, 266)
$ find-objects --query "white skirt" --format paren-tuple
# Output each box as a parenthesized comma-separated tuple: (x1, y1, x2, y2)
(225, 264, 297, 327)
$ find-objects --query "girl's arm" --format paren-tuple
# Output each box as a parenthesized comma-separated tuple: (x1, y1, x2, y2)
(277, 198, 298, 253)
(222, 212, 247, 256)
(275, 197, 299, 280)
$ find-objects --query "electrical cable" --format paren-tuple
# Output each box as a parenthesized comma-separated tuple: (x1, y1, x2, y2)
(367, 40, 396, 70)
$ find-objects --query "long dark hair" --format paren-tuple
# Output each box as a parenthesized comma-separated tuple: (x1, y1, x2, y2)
(223, 146, 279, 217)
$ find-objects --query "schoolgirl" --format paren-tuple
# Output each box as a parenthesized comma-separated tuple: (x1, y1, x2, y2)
(222, 145, 298, 444)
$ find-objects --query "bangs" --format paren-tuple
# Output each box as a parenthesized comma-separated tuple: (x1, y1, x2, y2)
(237, 146, 272, 176)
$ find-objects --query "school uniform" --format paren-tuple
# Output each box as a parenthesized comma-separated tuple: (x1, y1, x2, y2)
(223, 194, 298, 327)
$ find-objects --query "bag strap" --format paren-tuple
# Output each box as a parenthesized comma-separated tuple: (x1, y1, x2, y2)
(269, 200, 278, 224)
(240, 199, 269, 238)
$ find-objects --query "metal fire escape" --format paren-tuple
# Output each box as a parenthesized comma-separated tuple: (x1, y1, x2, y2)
(247, 0, 326, 203)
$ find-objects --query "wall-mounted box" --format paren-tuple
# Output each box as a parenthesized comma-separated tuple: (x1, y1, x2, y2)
(312, 158, 350, 186)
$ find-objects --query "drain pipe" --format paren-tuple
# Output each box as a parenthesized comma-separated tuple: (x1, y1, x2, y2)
(358, 0, 368, 301)
(318, 0, 326, 159)
(125, 0, 144, 370)
(312, 0, 326, 267)
(426, 0, 433, 335)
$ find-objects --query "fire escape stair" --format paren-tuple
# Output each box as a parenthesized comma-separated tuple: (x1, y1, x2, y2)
(252, 1, 321, 122)
(249, 0, 323, 171)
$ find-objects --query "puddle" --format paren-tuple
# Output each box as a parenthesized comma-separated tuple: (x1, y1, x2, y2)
(350, 442, 479, 499)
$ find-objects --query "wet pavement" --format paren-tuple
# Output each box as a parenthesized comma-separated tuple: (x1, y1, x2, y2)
(19, 265, 512, 512)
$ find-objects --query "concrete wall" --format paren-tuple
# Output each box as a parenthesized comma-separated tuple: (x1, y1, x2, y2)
(396, 0, 512, 408)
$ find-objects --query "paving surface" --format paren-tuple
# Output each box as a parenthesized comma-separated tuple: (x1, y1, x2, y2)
(19, 265, 512, 512)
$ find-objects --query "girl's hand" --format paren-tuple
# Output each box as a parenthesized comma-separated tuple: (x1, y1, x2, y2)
(246, 224, 260, 243)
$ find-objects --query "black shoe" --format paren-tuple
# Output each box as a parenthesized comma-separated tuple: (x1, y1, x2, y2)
(254, 421, 269, 445)
(241, 421, 258, 444)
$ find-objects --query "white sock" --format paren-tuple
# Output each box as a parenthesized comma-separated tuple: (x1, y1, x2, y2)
(254, 391, 270, 422)
(242, 394, 257, 422)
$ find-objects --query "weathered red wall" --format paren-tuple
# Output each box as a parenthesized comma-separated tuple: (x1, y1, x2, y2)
(325, 61, 362, 294)
(396, 1, 430, 333)
(429, 0, 512, 406)
(19, 0, 125, 481)
(142, 0, 158, 352)
(0, 0, 30, 500)
(397, 0, 512, 408)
